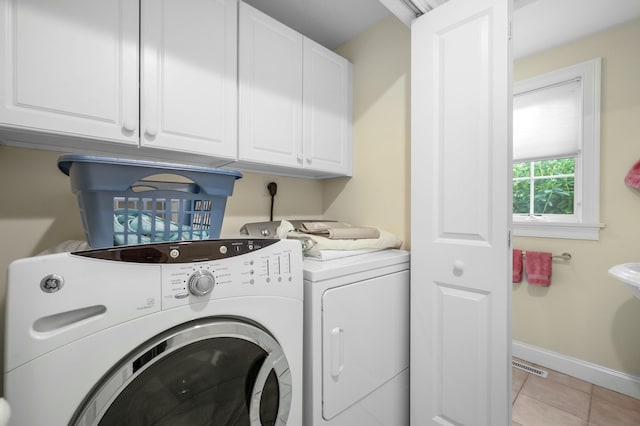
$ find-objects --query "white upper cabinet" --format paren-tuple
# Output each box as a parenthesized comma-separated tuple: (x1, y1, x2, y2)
(303, 37, 352, 177)
(0, 0, 351, 177)
(238, 2, 352, 178)
(0, 0, 237, 165)
(140, 0, 237, 159)
(0, 0, 139, 145)
(238, 2, 303, 169)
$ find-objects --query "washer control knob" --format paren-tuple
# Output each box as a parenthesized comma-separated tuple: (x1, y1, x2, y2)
(188, 270, 215, 296)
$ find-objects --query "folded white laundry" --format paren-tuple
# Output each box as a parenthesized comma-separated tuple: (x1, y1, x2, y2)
(298, 221, 380, 239)
(305, 249, 380, 261)
(37, 240, 91, 255)
(276, 220, 402, 258)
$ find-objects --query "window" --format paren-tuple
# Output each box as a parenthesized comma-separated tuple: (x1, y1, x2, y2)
(512, 58, 601, 240)
(513, 158, 575, 216)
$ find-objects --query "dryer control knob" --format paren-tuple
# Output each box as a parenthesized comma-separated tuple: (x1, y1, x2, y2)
(188, 270, 215, 296)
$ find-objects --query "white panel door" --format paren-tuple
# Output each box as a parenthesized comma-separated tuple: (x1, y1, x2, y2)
(141, 0, 237, 159)
(0, 0, 139, 144)
(302, 37, 353, 176)
(410, 0, 512, 425)
(238, 2, 303, 168)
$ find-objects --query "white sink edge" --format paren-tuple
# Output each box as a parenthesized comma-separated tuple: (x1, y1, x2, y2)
(609, 263, 640, 299)
(608, 264, 640, 286)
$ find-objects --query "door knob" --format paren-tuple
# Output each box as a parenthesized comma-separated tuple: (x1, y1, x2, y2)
(453, 260, 464, 277)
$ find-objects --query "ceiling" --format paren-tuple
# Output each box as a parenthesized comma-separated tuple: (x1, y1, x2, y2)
(243, 0, 640, 57)
(513, 0, 640, 58)
(242, 0, 390, 50)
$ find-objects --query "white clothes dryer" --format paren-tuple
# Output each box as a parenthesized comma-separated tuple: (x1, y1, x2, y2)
(303, 249, 410, 426)
(5, 239, 303, 426)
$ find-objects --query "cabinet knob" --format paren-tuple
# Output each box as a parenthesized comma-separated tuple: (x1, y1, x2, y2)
(306, 157, 312, 165)
(123, 120, 137, 132)
(145, 127, 158, 137)
(296, 155, 303, 164)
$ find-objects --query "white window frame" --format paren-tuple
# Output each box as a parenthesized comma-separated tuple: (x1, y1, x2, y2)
(512, 58, 602, 240)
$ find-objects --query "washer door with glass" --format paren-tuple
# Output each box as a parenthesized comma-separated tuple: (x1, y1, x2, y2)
(71, 318, 292, 426)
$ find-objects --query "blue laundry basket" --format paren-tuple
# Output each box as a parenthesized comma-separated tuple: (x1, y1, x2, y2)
(58, 154, 242, 248)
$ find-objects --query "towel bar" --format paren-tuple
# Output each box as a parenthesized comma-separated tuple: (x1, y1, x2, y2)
(521, 251, 571, 261)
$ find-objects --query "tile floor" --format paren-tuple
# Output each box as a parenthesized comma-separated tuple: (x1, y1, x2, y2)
(512, 358, 640, 425)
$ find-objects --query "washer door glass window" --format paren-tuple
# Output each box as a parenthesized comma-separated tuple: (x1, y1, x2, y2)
(72, 319, 292, 426)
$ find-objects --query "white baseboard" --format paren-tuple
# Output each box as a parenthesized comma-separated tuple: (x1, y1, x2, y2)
(513, 340, 640, 400)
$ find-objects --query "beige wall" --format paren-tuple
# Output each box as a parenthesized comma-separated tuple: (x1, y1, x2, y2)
(324, 16, 411, 248)
(221, 170, 324, 234)
(512, 19, 640, 376)
(0, 145, 324, 252)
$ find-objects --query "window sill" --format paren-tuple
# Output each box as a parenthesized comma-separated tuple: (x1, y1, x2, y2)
(512, 221, 604, 240)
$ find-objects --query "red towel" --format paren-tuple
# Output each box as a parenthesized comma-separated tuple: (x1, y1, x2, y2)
(624, 160, 640, 190)
(525, 251, 552, 286)
(513, 249, 523, 283)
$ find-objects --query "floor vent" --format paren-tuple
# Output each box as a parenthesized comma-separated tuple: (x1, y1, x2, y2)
(512, 359, 549, 378)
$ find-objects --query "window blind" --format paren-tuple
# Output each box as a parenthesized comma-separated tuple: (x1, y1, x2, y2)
(513, 78, 581, 162)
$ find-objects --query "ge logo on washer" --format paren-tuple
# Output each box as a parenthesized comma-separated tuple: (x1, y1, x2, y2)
(40, 274, 64, 293)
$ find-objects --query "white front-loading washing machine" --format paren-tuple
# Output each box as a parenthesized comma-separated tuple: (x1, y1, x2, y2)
(4, 238, 303, 426)
(303, 249, 410, 426)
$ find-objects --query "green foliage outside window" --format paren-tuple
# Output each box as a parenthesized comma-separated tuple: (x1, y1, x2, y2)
(513, 158, 575, 215)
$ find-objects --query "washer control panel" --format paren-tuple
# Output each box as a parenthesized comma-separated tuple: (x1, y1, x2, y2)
(160, 239, 302, 309)
(74, 238, 277, 263)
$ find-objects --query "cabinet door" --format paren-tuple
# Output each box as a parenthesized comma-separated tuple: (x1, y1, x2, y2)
(141, 0, 237, 160)
(0, 0, 139, 144)
(238, 2, 303, 168)
(303, 38, 353, 176)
